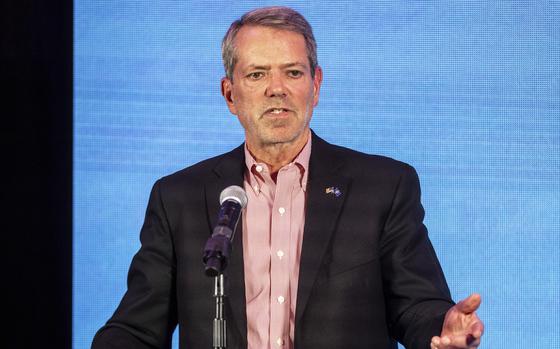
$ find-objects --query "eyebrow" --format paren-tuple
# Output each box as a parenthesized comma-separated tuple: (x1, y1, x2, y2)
(245, 62, 308, 71)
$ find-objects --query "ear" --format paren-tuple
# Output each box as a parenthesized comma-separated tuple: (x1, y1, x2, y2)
(221, 77, 237, 115)
(312, 66, 323, 107)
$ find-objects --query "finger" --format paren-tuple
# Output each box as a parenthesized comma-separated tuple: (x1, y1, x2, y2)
(471, 320, 484, 338)
(443, 334, 481, 348)
(466, 334, 482, 347)
(456, 293, 482, 314)
(431, 336, 442, 349)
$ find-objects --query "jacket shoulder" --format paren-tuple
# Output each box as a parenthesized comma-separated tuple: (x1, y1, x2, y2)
(317, 139, 417, 178)
(158, 145, 244, 188)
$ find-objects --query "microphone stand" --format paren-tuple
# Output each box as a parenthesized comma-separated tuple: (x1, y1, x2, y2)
(204, 187, 247, 349)
(212, 273, 227, 349)
(203, 234, 233, 349)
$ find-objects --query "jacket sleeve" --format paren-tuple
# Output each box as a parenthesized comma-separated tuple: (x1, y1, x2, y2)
(379, 164, 454, 349)
(91, 179, 178, 349)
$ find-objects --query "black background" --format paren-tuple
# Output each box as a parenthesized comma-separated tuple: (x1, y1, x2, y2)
(2, 1, 72, 347)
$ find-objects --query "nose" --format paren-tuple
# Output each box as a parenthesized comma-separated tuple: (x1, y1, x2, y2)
(265, 72, 287, 98)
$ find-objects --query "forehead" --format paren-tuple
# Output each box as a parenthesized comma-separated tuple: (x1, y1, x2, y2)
(233, 25, 309, 70)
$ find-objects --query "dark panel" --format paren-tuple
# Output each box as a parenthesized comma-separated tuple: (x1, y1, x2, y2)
(2, 1, 73, 348)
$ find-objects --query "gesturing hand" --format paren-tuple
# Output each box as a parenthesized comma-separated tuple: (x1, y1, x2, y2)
(431, 293, 484, 349)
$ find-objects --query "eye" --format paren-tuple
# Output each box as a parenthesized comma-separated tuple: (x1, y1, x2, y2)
(247, 72, 264, 80)
(287, 70, 303, 78)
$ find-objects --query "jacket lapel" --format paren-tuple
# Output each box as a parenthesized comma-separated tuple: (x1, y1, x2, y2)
(295, 133, 351, 328)
(204, 144, 248, 346)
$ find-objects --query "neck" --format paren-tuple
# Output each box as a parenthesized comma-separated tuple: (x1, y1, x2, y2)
(247, 129, 310, 174)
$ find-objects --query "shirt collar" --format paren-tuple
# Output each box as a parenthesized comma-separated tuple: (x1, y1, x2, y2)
(244, 135, 312, 193)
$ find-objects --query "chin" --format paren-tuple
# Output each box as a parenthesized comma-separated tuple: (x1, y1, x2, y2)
(254, 123, 309, 146)
(263, 130, 302, 145)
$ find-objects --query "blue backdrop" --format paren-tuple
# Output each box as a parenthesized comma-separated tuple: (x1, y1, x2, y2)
(74, 1, 560, 348)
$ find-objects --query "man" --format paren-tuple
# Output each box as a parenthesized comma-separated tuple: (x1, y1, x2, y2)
(92, 7, 483, 349)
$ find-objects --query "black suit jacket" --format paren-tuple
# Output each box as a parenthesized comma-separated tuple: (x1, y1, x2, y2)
(92, 132, 454, 349)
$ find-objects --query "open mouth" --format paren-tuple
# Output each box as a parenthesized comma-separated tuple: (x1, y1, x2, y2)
(264, 107, 291, 116)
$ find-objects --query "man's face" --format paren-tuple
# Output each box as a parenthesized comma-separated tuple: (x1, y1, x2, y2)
(221, 25, 322, 150)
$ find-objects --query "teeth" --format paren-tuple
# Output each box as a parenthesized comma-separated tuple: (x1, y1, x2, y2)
(270, 108, 284, 114)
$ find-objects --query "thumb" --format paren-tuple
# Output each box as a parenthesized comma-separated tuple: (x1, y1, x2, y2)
(456, 293, 482, 314)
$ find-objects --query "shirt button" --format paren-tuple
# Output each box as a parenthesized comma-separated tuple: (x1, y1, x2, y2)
(276, 337, 284, 346)
(278, 207, 285, 215)
(277, 296, 285, 304)
(255, 165, 263, 172)
(253, 185, 259, 192)
(276, 250, 284, 259)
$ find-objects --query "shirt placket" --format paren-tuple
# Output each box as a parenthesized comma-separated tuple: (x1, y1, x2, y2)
(244, 166, 272, 348)
(269, 166, 296, 348)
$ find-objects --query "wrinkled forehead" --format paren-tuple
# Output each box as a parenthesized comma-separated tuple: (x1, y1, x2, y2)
(232, 26, 310, 71)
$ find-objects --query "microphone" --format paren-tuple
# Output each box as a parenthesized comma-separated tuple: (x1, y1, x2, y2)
(203, 185, 248, 277)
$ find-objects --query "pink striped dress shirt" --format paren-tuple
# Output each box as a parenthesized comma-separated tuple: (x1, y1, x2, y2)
(242, 138, 311, 349)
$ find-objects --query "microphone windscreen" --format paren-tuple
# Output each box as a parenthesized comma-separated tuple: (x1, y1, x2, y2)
(219, 185, 248, 208)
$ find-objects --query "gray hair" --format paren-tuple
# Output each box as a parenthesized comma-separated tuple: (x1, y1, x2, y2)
(221, 6, 318, 80)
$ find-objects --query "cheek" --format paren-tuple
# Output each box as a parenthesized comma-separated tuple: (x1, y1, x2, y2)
(294, 82, 315, 100)
(233, 88, 259, 109)
(298, 89, 316, 108)
(234, 105, 257, 128)
(235, 81, 262, 97)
